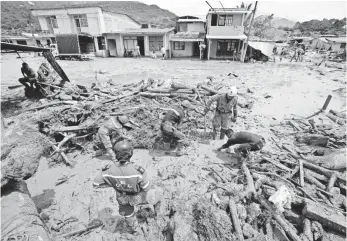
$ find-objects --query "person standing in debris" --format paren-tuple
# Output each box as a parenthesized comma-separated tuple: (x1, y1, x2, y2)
(18, 62, 38, 88)
(216, 129, 266, 157)
(151, 46, 157, 59)
(93, 140, 163, 235)
(199, 43, 206, 60)
(136, 45, 141, 58)
(161, 100, 192, 156)
(204, 86, 238, 140)
(161, 46, 166, 59)
(93, 116, 124, 162)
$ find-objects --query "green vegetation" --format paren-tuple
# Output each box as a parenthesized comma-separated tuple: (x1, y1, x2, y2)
(1, 1, 177, 36)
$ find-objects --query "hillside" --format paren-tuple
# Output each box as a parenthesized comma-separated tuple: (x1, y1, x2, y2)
(271, 17, 296, 28)
(1, 1, 177, 35)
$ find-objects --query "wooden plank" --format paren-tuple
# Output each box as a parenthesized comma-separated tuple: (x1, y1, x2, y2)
(299, 160, 304, 187)
(326, 173, 337, 192)
(229, 199, 244, 241)
(262, 157, 292, 172)
(42, 51, 70, 83)
(329, 109, 346, 119)
(303, 200, 346, 234)
(304, 170, 325, 189)
(288, 120, 302, 131)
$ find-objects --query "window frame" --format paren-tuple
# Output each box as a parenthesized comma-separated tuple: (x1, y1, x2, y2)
(149, 36, 163, 51)
(218, 15, 226, 26)
(174, 41, 185, 50)
(97, 36, 106, 50)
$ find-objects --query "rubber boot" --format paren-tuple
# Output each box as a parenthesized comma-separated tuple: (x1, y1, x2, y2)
(220, 129, 226, 140)
(212, 129, 218, 140)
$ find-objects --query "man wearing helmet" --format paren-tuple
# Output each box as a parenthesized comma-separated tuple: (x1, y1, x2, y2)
(93, 116, 124, 162)
(93, 140, 163, 235)
(204, 86, 238, 140)
(161, 100, 192, 156)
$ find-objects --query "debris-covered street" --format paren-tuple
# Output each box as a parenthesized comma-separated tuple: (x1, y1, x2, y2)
(1, 51, 346, 241)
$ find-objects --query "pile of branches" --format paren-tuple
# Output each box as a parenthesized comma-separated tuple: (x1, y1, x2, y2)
(201, 99, 346, 241)
(21, 76, 253, 166)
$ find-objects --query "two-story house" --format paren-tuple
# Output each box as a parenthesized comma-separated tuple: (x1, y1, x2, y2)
(31, 6, 141, 57)
(169, 16, 206, 58)
(205, 8, 250, 59)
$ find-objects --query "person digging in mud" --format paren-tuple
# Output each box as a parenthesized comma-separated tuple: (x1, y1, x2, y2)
(93, 140, 164, 235)
(18, 62, 38, 89)
(93, 116, 125, 163)
(204, 86, 238, 140)
(161, 100, 193, 156)
(216, 129, 266, 158)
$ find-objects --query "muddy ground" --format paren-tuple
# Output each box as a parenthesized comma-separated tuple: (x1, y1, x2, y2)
(1, 53, 346, 240)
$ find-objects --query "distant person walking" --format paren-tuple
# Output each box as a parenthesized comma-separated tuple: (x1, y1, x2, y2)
(135, 45, 141, 58)
(161, 46, 166, 60)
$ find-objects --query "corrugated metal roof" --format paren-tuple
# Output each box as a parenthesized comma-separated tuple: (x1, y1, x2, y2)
(104, 28, 175, 35)
(325, 37, 346, 43)
(206, 34, 247, 40)
(170, 32, 205, 41)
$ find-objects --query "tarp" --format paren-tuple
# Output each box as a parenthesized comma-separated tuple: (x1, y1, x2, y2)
(248, 41, 276, 58)
(1, 42, 51, 52)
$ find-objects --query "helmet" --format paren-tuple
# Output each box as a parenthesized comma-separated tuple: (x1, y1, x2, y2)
(228, 86, 238, 96)
(181, 100, 192, 109)
(113, 140, 133, 162)
(118, 115, 129, 124)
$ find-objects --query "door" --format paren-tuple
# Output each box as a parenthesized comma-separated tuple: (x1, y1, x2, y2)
(107, 39, 117, 56)
(137, 36, 145, 56)
(193, 42, 200, 56)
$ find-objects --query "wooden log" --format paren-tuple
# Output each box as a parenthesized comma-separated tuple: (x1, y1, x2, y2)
(288, 120, 302, 131)
(51, 145, 72, 166)
(326, 112, 346, 125)
(171, 81, 195, 90)
(304, 170, 326, 189)
(262, 157, 292, 172)
(147, 88, 195, 94)
(329, 109, 346, 119)
(303, 160, 346, 183)
(239, 162, 256, 201)
(62, 221, 103, 238)
(302, 219, 313, 241)
(229, 198, 244, 241)
(296, 134, 329, 147)
(317, 188, 334, 198)
(25, 101, 76, 112)
(51, 124, 97, 133)
(305, 95, 332, 119)
(200, 84, 219, 95)
(303, 200, 346, 234)
(299, 160, 304, 187)
(102, 91, 139, 104)
(8, 84, 23, 89)
(326, 173, 337, 193)
(283, 210, 302, 226)
(306, 170, 328, 183)
(256, 194, 302, 241)
(42, 51, 70, 83)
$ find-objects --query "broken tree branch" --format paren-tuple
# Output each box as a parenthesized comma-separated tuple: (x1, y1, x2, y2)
(229, 198, 244, 241)
(25, 101, 77, 112)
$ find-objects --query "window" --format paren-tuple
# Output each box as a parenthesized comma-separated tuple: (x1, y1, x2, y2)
(218, 15, 226, 26)
(50, 16, 58, 29)
(179, 23, 187, 32)
(340, 43, 346, 49)
(17, 40, 27, 45)
(225, 16, 233, 26)
(174, 42, 185, 50)
(149, 36, 163, 51)
(74, 15, 88, 28)
(47, 39, 51, 46)
(211, 14, 218, 26)
(97, 36, 106, 50)
(217, 40, 239, 56)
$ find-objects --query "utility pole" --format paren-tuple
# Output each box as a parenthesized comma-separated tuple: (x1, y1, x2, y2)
(241, 1, 258, 62)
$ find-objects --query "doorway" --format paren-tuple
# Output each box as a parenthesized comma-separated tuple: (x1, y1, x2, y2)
(137, 36, 145, 56)
(107, 39, 117, 56)
(193, 42, 200, 57)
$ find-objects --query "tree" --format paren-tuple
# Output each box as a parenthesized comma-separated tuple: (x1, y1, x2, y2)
(251, 14, 276, 39)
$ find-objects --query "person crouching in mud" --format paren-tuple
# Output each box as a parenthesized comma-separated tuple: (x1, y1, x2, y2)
(161, 100, 193, 156)
(216, 129, 266, 158)
(18, 62, 38, 89)
(93, 140, 164, 235)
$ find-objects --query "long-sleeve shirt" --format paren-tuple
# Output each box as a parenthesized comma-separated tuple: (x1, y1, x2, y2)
(221, 132, 264, 149)
(206, 94, 238, 118)
(93, 162, 150, 194)
(97, 117, 122, 149)
(161, 106, 185, 127)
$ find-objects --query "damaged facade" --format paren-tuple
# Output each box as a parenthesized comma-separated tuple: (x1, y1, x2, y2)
(169, 16, 206, 58)
(206, 8, 250, 60)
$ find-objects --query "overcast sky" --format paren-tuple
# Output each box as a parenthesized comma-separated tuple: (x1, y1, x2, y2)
(134, 0, 347, 22)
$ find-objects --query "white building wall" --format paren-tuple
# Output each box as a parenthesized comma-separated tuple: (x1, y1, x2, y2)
(172, 42, 193, 57)
(103, 13, 141, 32)
(187, 22, 205, 32)
(38, 17, 49, 31)
(207, 14, 244, 36)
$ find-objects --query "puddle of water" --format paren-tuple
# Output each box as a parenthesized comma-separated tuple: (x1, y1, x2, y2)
(32, 189, 56, 212)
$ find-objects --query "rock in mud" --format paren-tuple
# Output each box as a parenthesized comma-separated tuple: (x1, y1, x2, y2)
(193, 198, 236, 241)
